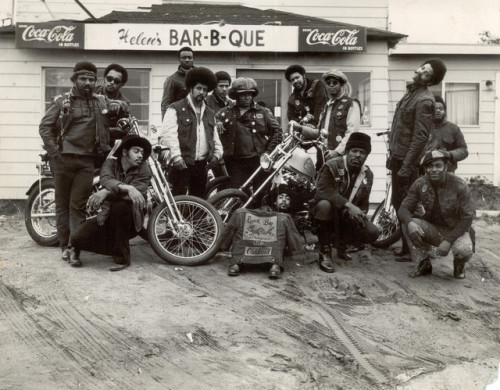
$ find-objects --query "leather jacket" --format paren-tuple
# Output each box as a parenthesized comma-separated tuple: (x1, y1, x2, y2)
(424, 120, 468, 172)
(389, 83, 435, 177)
(216, 102, 282, 159)
(287, 78, 328, 126)
(161, 66, 192, 118)
(219, 206, 304, 266)
(398, 172, 475, 243)
(314, 156, 373, 214)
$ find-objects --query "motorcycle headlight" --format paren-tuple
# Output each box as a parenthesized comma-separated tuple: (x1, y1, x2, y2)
(260, 153, 272, 170)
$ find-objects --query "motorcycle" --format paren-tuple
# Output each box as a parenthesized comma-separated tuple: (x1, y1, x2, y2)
(207, 121, 323, 238)
(25, 116, 224, 266)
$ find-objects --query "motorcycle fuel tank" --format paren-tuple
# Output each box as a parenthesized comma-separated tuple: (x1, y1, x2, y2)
(283, 148, 316, 180)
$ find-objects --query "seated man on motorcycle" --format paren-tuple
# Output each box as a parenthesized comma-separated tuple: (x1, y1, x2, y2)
(313, 132, 380, 273)
(67, 134, 152, 271)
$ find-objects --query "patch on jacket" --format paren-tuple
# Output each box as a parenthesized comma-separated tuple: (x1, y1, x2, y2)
(295, 100, 300, 106)
(256, 113, 264, 119)
(422, 184, 428, 193)
(243, 214, 277, 242)
(336, 135, 342, 142)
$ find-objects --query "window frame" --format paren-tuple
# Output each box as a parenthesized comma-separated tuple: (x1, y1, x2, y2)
(441, 81, 481, 128)
(42, 66, 152, 134)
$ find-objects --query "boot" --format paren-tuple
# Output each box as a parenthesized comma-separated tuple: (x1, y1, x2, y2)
(228, 263, 241, 276)
(408, 258, 432, 278)
(109, 256, 130, 272)
(453, 257, 467, 279)
(337, 242, 352, 261)
(61, 247, 70, 262)
(319, 245, 335, 273)
(394, 238, 411, 261)
(68, 247, 82, 268)
(268, 264, 281, 279)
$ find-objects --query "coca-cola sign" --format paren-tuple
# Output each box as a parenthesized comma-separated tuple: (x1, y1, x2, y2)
(16, 22, 84, 49)
(298, 26, 366, 52)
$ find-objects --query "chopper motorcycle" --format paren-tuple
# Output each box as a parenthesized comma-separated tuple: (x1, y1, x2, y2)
(25, 116, 224, 266)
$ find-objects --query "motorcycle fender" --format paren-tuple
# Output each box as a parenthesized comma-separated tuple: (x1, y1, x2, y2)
(26, 178, 54, 196)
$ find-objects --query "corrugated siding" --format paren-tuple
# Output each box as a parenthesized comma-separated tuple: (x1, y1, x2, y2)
(0, 36, 391, 200)
(388, 55, 499, 185)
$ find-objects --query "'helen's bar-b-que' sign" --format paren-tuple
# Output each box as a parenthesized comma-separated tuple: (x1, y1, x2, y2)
(16, 23, 85, 49)
(15, 23, 366, 53)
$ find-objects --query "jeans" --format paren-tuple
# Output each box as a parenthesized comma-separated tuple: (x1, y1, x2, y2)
(169, 159, 208, 198)
(49, 154, 95, 249)
(402, 218, 474, 263)
(71, 200, 138, 261)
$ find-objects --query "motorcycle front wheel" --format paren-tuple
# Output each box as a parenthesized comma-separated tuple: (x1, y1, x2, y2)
(203, 176, 232, 200)
(147, 195, 224, 266)
(25, 180, 59, 246)
(207, 188, 249, 224)
(370, 201, 401, 248)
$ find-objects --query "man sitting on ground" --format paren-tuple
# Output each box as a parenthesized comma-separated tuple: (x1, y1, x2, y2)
(398, 150, 475, 279)
(68, 134, 152, 271)
(313, 132, 380, 273)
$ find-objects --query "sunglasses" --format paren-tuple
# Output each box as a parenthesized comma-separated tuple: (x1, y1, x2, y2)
(105, 75, 122, 85)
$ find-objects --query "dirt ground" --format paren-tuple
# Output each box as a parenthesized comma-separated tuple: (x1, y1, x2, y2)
(1, 205, 500, 390)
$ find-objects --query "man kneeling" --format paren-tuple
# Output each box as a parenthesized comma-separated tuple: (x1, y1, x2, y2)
(68, 135, 152, 271)
(313, 133, 380, 273)
(398, 150, 475, 279)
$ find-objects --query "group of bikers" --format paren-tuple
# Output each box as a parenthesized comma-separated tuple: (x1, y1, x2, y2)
(39, 46, 476, 279)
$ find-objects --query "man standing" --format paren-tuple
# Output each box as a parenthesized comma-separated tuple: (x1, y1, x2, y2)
(389, 59, 447, 257)
(216, 77, 282, 191)
(398, 150, 475, 279)
(317, 69, 361, 160)
(95, 63, 130, 105)
(424, 95, 468, 173)
(160, 67, 223, 198)
(161, 46, 194, 119)
(39, 61, 126, 262)
(313, 133, 380, 273)
(285, 64, 328, 127)
(69, 134, 152, 271)
(205, 71, 233, 114)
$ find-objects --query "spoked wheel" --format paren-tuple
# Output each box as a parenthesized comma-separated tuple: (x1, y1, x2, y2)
(25, 180, 59, 246)
(370, 201, 401, 248)
(147, 195, 224, 266)
(203, 176, 232, 199)
(207, 189, 249, 224)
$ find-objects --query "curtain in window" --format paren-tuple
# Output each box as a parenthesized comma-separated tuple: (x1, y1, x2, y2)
(445, 83, 479, 125)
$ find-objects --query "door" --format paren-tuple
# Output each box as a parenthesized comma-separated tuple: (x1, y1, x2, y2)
(236, 69, 289, 129)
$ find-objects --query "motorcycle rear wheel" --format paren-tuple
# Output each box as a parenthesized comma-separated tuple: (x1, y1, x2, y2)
(25, 180, 59, 246)
(203, 176, 232, 200)
(147, 195, 224, 266)
(370, 201, 401, 248)
(207, 189, 249, 224)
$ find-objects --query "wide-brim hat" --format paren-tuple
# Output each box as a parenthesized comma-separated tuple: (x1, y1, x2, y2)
(420, 150, 448, 167)
(113, 134, 152, 160)
(185, 67, 218, 92)
(228, 77, 259, 100)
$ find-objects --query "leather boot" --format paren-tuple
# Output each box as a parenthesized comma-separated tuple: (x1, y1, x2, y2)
(110, 256, 130, 272)
(268, 264, 281, 279)
(394, 238, 411, 261)
(453, 257, 467, 279)
(408, 258, 432, 278)
(61, 247, 70, 262)
(228, 263, 240, 276)
(337, 242, 352, 261)
(68, 247, 82, 267)
(319, 245, 335, 273)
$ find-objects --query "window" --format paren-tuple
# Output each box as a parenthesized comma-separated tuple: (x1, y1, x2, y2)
(310, 72, 371, 126)
(44, 67, 150, 132)
(445, 82, 479, 126)
(252, 79, 282, 123)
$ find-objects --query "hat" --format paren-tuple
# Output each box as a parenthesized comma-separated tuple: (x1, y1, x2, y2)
(345, 132, 371, 154)
(215, 71, 231, 84)
(185, 67, 218, 92)
(228, 78, 259, 100)
(322, 69, 348, 85)
(422, 58, 447, 86)
(113, 134, 152, 161)
(420, 150, 448, 167)
(285, 64, 306, 82)
(71, 61, 97, 82)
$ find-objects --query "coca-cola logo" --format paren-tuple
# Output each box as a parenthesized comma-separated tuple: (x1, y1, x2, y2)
(306, 28, 359, 47)
(21, 24, 77, 43)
